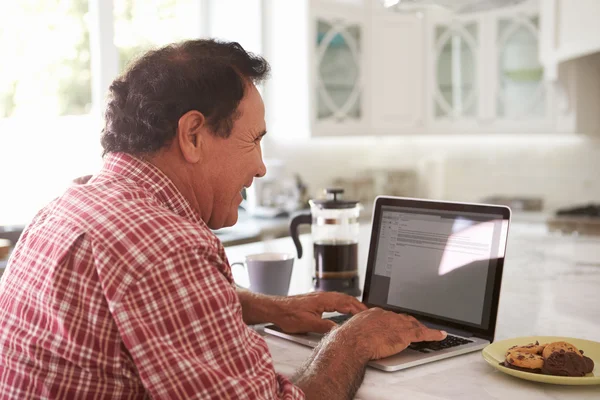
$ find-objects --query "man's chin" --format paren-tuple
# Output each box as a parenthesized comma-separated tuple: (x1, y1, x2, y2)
(208, 210, 238, 230)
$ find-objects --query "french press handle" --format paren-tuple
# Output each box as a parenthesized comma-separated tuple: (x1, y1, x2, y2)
(289, 212, 311, 259)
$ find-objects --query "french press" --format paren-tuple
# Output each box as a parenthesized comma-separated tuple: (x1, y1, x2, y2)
(289, 188, 361, 296)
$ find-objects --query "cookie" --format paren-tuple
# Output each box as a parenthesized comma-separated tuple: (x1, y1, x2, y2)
(583, 356, 595, 374)
(542, 350, 589, 377)
(505, 350, 545, 370)
(542, 342, 582, 359)
(506, 341, 546, 356)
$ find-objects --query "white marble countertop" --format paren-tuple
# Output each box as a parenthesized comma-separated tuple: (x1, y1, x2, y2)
(225, 222, 600, 399)
(212, 210, 550, 247)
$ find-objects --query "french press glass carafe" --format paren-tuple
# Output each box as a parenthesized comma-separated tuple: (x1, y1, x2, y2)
(290, 188, 361, 296)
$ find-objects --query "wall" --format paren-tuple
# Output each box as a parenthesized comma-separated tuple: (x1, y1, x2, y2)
(264, 133, 600, 212)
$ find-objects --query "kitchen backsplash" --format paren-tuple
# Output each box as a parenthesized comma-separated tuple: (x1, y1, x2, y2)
(265, 134, 600, 212)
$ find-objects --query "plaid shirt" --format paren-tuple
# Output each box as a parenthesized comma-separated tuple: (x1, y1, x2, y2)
(0, 153, 304, 399)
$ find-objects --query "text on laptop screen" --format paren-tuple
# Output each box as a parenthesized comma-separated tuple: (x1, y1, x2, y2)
(366, 205, 508, 330)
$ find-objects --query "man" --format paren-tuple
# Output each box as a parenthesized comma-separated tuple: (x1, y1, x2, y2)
(0, 39, 445, 399)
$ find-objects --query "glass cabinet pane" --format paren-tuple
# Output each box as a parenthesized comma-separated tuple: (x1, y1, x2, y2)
(316, 19, 361, 120)
(497, 17, 544, 118)
(434, 23, 477, 118)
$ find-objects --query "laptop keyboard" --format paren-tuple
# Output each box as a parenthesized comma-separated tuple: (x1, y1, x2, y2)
(327, 314, 353, 325)
(408, 335, 473, 352)
(326, 314, 473, 352)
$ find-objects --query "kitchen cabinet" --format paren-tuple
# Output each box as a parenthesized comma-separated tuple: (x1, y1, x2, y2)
(493, 13, 545, 119)
(552, 53, 600, 135)
(369, 5, 425, 134)
(265, 0, 425, 138)
(309, 0, 369, 136)
(539, 0, 600, 135)
(427, 10, 481, 132)
(486, 4, 554, 132)
(540, 0, 600, 80)
(427, 0, 554, 133)
(314, 0, 430, 136)
(265, 0, 598, 137)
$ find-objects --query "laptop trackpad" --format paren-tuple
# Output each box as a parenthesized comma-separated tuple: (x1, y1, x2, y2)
(369, 348, 432, 368)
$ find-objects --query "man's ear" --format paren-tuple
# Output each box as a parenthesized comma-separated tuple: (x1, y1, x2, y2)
(177, 110, 206, 164)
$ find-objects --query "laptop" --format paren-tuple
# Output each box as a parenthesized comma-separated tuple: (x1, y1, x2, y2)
(264, 195, 511, 372)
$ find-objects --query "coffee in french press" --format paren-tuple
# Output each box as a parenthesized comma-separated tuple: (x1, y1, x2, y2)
(290, 188, 362, 296)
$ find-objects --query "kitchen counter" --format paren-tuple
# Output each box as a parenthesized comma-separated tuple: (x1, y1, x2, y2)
(0, 209, 556, 251)
(212, 210, 294, 246)
(0, 211, 583, 275)
(216, 209, 553, 247)
(225, 221, 600, 399)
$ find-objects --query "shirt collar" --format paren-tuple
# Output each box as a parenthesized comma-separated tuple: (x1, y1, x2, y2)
(101, 152, 203, 225)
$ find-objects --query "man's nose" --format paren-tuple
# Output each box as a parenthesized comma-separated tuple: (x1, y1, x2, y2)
(256, 159, 267, 178)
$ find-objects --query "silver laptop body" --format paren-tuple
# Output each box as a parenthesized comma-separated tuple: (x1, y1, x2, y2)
(265, 196, 511, 372)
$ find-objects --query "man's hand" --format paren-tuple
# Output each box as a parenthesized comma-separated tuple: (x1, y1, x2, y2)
(273, 292, 367, 334)
(293, 307, 447, 399)
(336, 307, 447, 361)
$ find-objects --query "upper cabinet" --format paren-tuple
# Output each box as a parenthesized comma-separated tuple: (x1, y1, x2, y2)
(310, 0, 369, 136)
(265, 0, 599, 137)
(369, 6, 425, 134)
(487, 6, 553, 132)
(428, 14, 481, 127)
(540, 0, 600, 80)
(539, 0, 600, 135)
(316, 20, 361, 121)
(427, 1, 553, 133)
(495, 15, 545, 119)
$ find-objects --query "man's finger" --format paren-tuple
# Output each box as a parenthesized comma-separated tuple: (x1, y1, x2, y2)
(316, 293, 366, 314)
(343, 302, 367, 315)
(308, 318, 337, 334)
(345, 297, 368, 313)
(332, 294, 367, 314)
(320, 295, 354, 313)
(410, 328, 447, 343)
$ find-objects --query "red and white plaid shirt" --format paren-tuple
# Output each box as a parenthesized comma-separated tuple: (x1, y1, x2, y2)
(0, 152, 304, 399)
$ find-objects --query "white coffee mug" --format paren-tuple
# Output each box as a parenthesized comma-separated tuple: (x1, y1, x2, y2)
(231, 252, 294, 296)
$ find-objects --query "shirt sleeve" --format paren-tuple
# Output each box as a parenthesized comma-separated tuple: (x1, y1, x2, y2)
(110, 246, 305, 399)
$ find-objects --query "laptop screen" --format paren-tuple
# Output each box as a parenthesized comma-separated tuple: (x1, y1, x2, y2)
(363, 199, 510, 336)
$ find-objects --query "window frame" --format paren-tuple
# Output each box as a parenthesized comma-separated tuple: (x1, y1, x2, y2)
(89, 0, 210, 115)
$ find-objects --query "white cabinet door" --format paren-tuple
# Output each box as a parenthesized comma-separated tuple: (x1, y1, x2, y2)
(427, 11, 483, 132)
(370, 11, 425, 134)
(483, 2, 554, 132)
(426, 0, 554, 133)
(310, 0, 369, 136)
(540, 0, 600, 79)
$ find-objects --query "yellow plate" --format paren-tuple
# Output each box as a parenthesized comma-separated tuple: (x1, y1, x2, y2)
(482, 336, 600, 385)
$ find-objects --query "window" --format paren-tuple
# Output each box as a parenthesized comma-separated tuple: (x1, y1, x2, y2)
(0, 0, 264, 227)
(114, 0, 203, 72)
(0, 0, 91, 118)
(0, 0, 97, 226)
